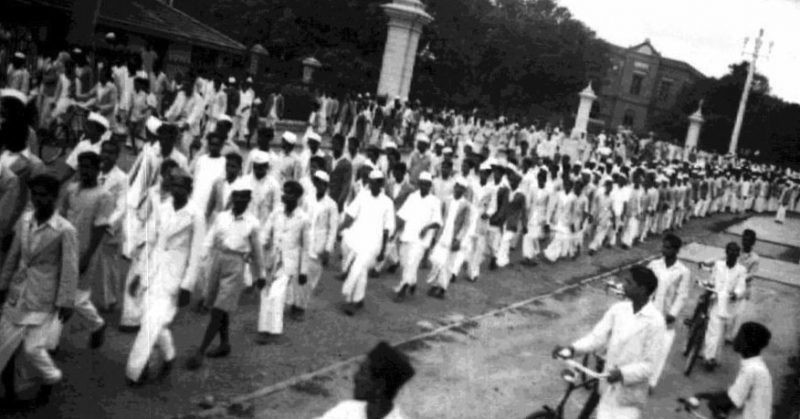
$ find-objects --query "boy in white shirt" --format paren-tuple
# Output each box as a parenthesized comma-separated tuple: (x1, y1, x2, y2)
(695, 322, 772, 419)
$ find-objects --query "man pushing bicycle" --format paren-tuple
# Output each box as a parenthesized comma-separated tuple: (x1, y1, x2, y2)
(553, 265, 666, 419)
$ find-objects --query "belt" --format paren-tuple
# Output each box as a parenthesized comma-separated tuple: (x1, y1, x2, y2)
(214, 246, 250, 261)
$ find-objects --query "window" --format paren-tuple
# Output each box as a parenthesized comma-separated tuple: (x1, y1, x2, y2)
(658, 79, 674, 101)
(623, 109, 635, 127)
(630, 73, 644, 95)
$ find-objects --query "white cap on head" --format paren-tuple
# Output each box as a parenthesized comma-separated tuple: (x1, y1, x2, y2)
(146, 116, 163, 135)
(464, 140, 475, 150)
(306, 131, 322, 143)
(231, 176, 253, 192)
(87, 112, 110, 130)
(251, 150, 271, 165)
(415, 133, 430, 144)
(228, 76, 236, 84)
(383, 141, 397, 150)
(135, 70, 149, 80)
(282, 131, 297, 144)
(314, 170, 330, 183)
(418, 171, 433, 182)
(0, 88, 27, 104)
(246, 76, 254, 83)
(369, 169, 385, 180)
(479, 161, 492, 171)
(218, 114, 233, 123)
(454, 177, 469, 188)
(13, 52, 25, 59)
(435, 138, 445, 146)
(442, 146, 453, 154)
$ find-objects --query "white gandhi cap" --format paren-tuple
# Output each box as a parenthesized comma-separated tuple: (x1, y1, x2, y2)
(314, 170, 330, 183)
(282, 132, 297, 144)
(418, 171, 433, 182)
(369, 169, 385, 180)
(87, 112, 110, 130)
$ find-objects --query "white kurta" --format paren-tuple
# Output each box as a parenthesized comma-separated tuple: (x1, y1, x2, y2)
(703, 260, 747, 361)
(395, 192, 442, 290)
(727, 356, 772, 419)
(190, 155, 226, 222)
(647, 258, 690, 387)
(572, 301, 665, 419)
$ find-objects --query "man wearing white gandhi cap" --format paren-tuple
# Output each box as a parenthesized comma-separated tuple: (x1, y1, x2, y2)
(64, 112, 110, 179)
(338, 169, 395, 315)
(255, 180, 309, 345)
(185, 176, 265, 370)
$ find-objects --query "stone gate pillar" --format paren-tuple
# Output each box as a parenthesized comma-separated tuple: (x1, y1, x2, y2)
(684, 104, 704, 160)
(571, 83, 597, 139)
(376, 0, 433, 100)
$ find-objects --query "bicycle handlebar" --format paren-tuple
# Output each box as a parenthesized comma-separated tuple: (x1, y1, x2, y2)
(563, 359, 609, 380)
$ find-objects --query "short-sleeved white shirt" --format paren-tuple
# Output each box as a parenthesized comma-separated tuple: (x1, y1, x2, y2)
(728, 356, 772, 419)
(345, 191, 395, 254)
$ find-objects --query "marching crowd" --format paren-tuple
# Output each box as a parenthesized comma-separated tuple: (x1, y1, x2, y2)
(1, 45, 798, 418)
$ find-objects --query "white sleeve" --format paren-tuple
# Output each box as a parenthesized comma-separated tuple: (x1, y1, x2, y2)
(727, 365, 753, 408)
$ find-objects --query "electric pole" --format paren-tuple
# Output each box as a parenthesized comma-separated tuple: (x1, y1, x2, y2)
(728, 28, 773, 155)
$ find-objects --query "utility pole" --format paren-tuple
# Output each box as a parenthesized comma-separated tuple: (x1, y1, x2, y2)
(728, 28, 773, 155)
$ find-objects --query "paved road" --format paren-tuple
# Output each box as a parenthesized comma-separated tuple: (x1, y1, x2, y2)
(0, 208, 750, 418)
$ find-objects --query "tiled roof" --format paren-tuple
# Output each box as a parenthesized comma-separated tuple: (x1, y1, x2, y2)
(22, 0, 246, 52)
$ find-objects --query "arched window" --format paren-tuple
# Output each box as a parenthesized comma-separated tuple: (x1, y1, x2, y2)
(623, 109, 635, 127)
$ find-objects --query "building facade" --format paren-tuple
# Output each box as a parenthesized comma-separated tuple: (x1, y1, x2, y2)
(596, 39, 705, 134)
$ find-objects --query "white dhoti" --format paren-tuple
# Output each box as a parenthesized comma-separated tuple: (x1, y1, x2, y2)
(292, 257, 323, 310)
(703, 314, 731, 361)
(639, 215, 651, 242)
(341, 247, 375, 304)
(662, 208, 674, 231)
(125, 295, 177, 381)
(496, 230, 516, 268)
(544, 224, 572, 261)
(395, 242, 427, 291)
(427, 245, 457, 290)
(776, 205, 787, 223)
(0, 314, 63, 386)
(257, 274, 291, 334)
(621, 218, 639, 247)
(522, 223, 544, 259)
(487, 226, 502, 258)
(596, 394, 641, 419)
(589, 221, 613, 252)
(467, 235, 485, 279)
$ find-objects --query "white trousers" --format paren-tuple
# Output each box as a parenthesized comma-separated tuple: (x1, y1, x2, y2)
(292, 257, 323, 310)
(0, 314, 62, 385)
(496, 230, 516, 267)
(544, 224, 571, 261)
(776, 206, 787, 223)
(639, 215, 652, 242)
(650, 328, 675, 388)
(703, 314, 732, 361)
(396, 242, 427, 291)
(125, 296, 177, 381)
(74, 289, 106, 332)
(487, 226, 502, 258)
(467, 235, 485, 279)
(522, 225, 543, 259)
(622, 218, 639, 247)
(258, 274, 291, 334)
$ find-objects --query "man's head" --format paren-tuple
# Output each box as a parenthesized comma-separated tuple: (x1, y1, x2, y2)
(348, 136, 360, 155)
(77, 151, 101, 186)
(170, 169, 193, 204)
(281, 180, 304, 211)
(251, 150, 271, 180)
(624, 265, 658, 302)
(353, 341, 415, 403)
(392, 162, 407, 184)
(99, 140, 120, 172)
(225, 152, 243, 182)
(230, 178, 253, 215)
(28, 173, 61, 216)
(281, 132, 298, 153)
(158, 123, 179, 156)
(662, 234, 682, 260)
(207, 133, 224, 157)
(440, 159, 453, 179)
(312, 171, 329, 195)
(85, 114, 109, 142)
(159, 159, 179, 189)
(461, 159, 475, 177)
(733, 322, 771, 357)
(368, 170, 385, 196)
(726, 241, 741, 265)
(418, 172, 433, 197)
(453, 179, 467, 200)
(742, 229, 756, 252)
(332, 134, 346, 158)
(306, 132, 321, 153)
(416, 136, 430, 154)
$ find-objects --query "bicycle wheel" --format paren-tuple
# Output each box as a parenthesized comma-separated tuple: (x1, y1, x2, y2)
(683, 320, 705, 376)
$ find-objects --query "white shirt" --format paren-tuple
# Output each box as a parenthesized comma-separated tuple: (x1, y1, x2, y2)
(191, 155, 226, 217)
(728, 356, 772, 419)
(397, 191, 442, 245)
(610, 185, 629, 217)
(648, 258, 691, 318)
(316, 400, 405, 419)
(572, 301, 665, 410)
(345, 191, 395, 254)
(710, 260, 747, 318)
(203, 210, 261, 255)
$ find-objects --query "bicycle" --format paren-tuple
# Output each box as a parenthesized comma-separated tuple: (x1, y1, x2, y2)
(525, 352, 607, 419)
(676, 397, 728, 419)
(38, 103, 88, 164)
(682, 272, 716, 377)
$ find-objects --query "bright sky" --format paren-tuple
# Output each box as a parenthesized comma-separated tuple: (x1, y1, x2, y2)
(558, 0, 800, 104)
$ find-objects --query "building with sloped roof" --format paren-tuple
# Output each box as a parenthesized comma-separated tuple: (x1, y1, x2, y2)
(596, 39, 706, 134)
(3, 0, 251, 77)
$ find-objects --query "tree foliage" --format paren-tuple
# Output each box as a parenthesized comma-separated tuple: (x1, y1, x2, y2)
(175, 0, 609, 121)
(650, 61, 800, 166)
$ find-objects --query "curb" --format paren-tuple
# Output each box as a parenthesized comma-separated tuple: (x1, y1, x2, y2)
(189, 254, 658, 418)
